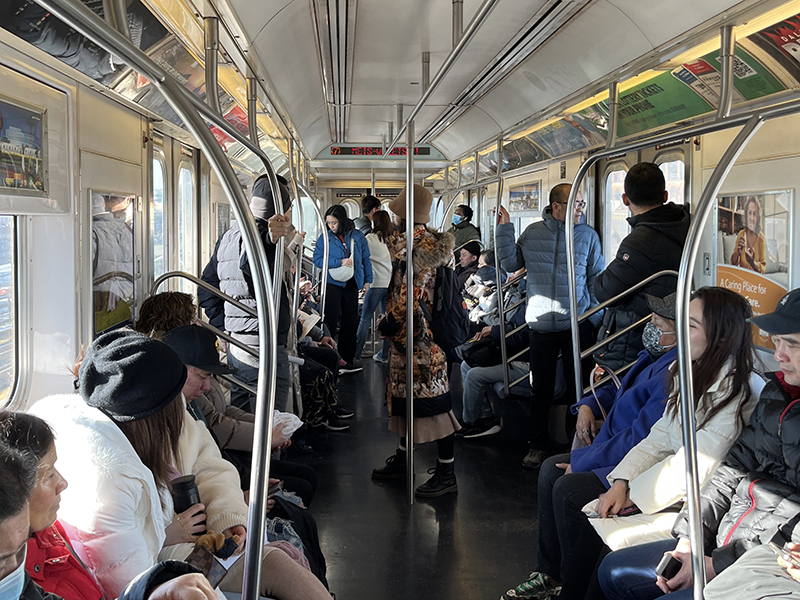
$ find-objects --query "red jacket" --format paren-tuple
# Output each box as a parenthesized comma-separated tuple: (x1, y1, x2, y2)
(26, 521, 104, 600)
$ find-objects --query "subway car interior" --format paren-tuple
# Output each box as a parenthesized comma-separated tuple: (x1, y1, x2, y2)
(1, 0, 800, 598)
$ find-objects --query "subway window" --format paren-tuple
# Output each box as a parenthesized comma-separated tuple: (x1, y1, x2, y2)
(0, 216, 15, 404)
(659, 159, 685, 205)
(603, 167, 629, 267)
(151, 156, 166, 279)
(177, 165, 196, 286)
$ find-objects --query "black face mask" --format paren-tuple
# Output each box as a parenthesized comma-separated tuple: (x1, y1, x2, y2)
(641, 322, 676, 358)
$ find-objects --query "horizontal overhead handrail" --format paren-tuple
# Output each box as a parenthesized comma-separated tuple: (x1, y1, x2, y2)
(151, 271, 258, 319)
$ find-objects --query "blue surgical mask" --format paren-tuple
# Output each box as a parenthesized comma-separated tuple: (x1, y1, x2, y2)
(451, 214, 462, 226)
(0, 552, 26, 600)
(641, 322, 676, 358)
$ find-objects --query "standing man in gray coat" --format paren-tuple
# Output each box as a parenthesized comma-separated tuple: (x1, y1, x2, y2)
(496, 184, 604, 469)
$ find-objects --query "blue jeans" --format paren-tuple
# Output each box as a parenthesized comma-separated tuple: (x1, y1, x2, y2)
(459, 360, 530, 424)
(354, 287, 387, 360)
(598, 539, 690, 600)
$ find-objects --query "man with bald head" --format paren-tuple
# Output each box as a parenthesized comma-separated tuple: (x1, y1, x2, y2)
(496, 183, 604, 468)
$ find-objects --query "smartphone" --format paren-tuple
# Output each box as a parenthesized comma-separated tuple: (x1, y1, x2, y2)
(267, 480, 284, 495)
(617, 505, 642, 517)
(655, 552, 682, 580)
(769, 541, 800, 569)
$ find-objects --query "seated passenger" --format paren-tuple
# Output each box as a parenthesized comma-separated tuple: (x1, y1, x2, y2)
(0, 430, 215, 600)
(448, 203, 481, 256)
(599, 288, 800, 600)
(161, 324, 319, 507)
(29, 330, 332, 600)
(455, 240, 481, 291)
(459, 291, 530, 439)
(502, 287, 758, 600)
(134, 292, 323, 496)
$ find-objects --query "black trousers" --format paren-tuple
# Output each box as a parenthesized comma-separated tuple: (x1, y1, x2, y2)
(537, 454, 609, 600)
(302, 344, 340, 379)
(323, 278, 359, 364)
(270, 458, 319, 508)
(528, 321, 595, 446)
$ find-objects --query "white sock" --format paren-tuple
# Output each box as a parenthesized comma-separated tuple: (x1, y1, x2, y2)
(438, 457, 454, 464)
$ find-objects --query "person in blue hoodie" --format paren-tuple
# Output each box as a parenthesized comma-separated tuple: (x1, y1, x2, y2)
(313, 204, 372, 373)
(501, 292, 678, 600)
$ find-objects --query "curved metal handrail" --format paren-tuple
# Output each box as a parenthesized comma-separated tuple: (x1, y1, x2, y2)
(576, 269, 678, 324)
(37, 4, 280, 598)
(93, 270, 134, 285)
(151, 270, 258, 319)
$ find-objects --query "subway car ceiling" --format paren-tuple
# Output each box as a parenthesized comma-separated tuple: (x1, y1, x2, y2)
(7, 0, 800, 190)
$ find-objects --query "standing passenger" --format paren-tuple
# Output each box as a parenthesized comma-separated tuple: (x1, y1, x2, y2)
(355, 210, 393, 362)
(312, 205, 373, 373)
(448, 204, 481, 254)
(371, 184, 461, 497)
(495, 184, 604, 468)
(353, 194, 381, 235)
(594, 162, 689, 373)
(198, 174, 294, 412)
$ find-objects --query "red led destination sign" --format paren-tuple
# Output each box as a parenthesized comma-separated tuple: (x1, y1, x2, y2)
(329, 146, 431, 156)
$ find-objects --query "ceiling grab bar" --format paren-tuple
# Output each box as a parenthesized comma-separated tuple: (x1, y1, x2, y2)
(676, 114, 764, 599)
(405, 120, 416, 506)
(31, 3, 279, 599)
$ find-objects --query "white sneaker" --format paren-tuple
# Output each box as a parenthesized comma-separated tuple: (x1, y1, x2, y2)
(372, 352, 387, 364)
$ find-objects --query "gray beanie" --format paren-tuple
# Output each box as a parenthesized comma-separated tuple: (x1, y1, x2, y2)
(79, 330, 188, 422)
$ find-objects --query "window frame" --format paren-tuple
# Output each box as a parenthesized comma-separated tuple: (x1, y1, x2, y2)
(176, 161, 197, 282)
(151, 149, 168, 281)
(601, 161, 631, 267)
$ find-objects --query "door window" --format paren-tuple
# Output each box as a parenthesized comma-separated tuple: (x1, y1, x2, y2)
(603, 167, 629, 266)
(177, 166, 196, 288)
(151, 156, 166, 279)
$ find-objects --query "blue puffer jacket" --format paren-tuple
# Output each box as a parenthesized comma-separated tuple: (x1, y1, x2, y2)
(569, 347, 676, 486)
(312, 228, 373, 289)
(495, 208, 604, 332)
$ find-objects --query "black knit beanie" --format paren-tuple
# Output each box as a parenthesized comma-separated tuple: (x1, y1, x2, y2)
(79, 330, 188, 422)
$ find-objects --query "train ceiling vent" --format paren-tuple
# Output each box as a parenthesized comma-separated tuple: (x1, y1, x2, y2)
(418, 0, 590, 144)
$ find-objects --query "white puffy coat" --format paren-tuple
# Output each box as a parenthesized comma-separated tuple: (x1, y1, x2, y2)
(607, 369, 764, 515)
(29, 395, 248, 600)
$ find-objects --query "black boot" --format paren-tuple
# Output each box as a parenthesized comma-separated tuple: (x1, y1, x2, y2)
(415, 461, 457, 497)
(371, 448, 407, 480)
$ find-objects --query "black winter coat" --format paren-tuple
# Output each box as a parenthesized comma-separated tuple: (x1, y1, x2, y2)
(672, 374, 800, 575)
(594, 203, 689, 371)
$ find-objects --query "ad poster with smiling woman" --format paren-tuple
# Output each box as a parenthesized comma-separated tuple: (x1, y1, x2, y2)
(716, 191, 792, 349)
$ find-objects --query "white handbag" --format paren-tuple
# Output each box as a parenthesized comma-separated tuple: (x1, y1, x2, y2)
(328, 238, 354, 282)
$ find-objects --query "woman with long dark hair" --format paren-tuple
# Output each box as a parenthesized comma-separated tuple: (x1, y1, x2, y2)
(29, 331, 333, 600)
(312, 204, 372, 372)
(355, 210, 393, 362)
(502, 286, 760, 600)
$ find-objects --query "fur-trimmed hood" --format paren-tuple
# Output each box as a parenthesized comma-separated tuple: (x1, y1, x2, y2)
(390, 225, 455, 270)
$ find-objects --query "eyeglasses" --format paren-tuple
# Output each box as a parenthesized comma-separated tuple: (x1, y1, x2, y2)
(554, 200, 586, 208)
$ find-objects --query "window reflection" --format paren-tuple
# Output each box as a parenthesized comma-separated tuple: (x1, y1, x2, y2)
(604, 168, 629, 267)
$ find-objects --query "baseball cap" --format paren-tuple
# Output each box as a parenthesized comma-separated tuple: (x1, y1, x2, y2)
(161, 325, 237, 375)
(748, 289, 800, 335)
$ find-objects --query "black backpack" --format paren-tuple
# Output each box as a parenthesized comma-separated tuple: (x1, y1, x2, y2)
(419, 265, 470, 351)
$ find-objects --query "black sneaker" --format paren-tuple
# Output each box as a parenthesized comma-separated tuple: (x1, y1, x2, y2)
(463, 418, 502, 439)
(333, 406, 354, 419)
(323, 417, 351, 431)
(339, 362, 363, 374)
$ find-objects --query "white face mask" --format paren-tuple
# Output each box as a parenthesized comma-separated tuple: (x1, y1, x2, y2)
(0, 551, 27, 600)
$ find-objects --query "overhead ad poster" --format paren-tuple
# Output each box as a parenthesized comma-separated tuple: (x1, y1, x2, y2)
(616, 46, 784, 138)
(525, 108, 608, 157)
(716, 191, 792, 349)
(0, 98, 44, 192)
(747, 14, 800, 83)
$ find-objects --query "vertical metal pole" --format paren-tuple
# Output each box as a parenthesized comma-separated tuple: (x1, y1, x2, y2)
(452, 0, 464, 47)
(382, 134, 387, 155)
(397, 104, 404, 134)
(388, 122, 394, 151)
(288, 140, 305, 323)
(717, 25, 736, 120)
(204, 17, 221, 115)
(310, 198, 329, 318)
(493, 178, 509, 394)
(675, 115, 763, 600)
(606, 81, 619, 149)
(422, 51, 431, 94)
(371, 168, 376, 196)
(247, 77, 260, 145)
(102, 0, 130, 40)
(405, 119, 416, 505)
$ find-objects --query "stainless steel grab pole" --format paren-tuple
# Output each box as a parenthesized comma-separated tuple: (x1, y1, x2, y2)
(492, 178, 510, 395)
(405, 119, 416, 505)
(204, 17, 221, 115)
(384, 0, 501, 155)
(675, 115, 764, 600)
(31, 3, 279, 598)
(716, 25, 735, 120)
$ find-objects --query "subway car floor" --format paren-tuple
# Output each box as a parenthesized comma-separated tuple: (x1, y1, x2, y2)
(291, 357, 542, 600)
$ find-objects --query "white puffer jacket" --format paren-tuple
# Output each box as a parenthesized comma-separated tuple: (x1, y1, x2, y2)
(365, 233, 391, 288)
(607, 369, 764, 515)
(29, 394, 248, 600)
